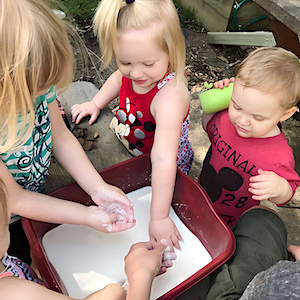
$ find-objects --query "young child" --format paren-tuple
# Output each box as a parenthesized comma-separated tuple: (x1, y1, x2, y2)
(0, 0, 135, 264)
(71, 0, 194, 249)
(199, 47, 300, 227)
(0, 178, 174, 300)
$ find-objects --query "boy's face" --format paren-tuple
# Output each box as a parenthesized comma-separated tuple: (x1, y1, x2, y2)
(228, 80, 289, 138)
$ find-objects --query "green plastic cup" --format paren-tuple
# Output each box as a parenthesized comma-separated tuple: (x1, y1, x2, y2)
(199, 82, 234, 114)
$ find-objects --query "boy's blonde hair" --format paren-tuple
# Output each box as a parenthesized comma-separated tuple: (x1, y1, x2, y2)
(0, 0, 73, 152)
(93, 0, 186, 85)
(236, 47, 300, 109)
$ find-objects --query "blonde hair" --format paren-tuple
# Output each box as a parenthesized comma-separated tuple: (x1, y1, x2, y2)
(93, 0, 186, 85)
(0, 0, 73, 152)
(236, 47, 300, 109)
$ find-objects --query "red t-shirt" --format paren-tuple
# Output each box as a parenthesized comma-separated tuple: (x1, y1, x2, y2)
(199, 110, 300, 227)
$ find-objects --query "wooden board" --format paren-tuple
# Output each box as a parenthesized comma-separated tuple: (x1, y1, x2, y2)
(207, 31, 276, 47)
(253, 0, 300, 35)
(179, 0, 235, 32)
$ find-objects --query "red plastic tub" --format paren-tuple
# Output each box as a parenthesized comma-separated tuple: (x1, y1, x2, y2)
(22, 154, 235, 299)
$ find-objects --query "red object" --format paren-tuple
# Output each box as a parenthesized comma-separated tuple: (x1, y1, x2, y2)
(22, 154, 235, 299)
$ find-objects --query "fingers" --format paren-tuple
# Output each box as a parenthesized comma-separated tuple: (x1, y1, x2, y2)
(170, 228, 182, 250)
(75, 112, 88, 124)
(149, 233, 157, 245)
(129, 241, 154, 253)
(213, 78, 232, 89)
(109, 220, 136, 233)
(163, 246, 177, 261)
(104, 201, 134, 223)
(71, 105, 84, 123)
(70, 103, 100, 125)
(89, 112, 99, 125)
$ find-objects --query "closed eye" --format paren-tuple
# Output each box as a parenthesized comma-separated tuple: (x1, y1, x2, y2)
(253, 115, 264, 121)
(233, 103, 241, 110)
(231, 100, 241, 111)
(143, 63, 154, 67)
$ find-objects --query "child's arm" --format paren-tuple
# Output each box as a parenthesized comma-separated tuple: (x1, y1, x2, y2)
(71, 70, 122, 124)
(1, 161, 134, 233)
(248, 169, 293, 205)
(148, 82, 189, 250)
(0, 277, 125, 300)
(0, 241, 170, 300)
(49, 99, 134, 223)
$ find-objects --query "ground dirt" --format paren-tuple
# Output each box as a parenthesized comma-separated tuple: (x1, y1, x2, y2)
(71, 17, 300, 181)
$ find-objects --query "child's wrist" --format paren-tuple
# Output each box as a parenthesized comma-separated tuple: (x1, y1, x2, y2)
(91, 99, 101, 110)
(150, 215, 168, 221)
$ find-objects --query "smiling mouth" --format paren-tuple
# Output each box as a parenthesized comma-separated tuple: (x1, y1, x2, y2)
(133, 79, 147, 85)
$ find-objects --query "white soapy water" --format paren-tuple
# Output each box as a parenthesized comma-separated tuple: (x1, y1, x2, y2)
(42, 186, 212, 299)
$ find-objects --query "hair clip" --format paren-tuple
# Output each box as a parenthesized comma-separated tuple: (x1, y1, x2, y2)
(126, 0, 135, 3)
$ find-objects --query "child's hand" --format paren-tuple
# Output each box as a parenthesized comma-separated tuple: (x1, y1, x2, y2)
(91, 183, 135, 223)
(71, 101, 101, 125)
(249, 169, 291, 203)
(125, 240, 175, 280)
(87, 205, 136, 233)
(149, 217, 182, 251)
(213, 77, 235, 89)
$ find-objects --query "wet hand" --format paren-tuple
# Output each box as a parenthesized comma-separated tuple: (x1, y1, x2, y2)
(125, 240, 176, 279)
(91, 183, 135, 223)
(88, 205, 136, 233)
(149, 217, 182, 251)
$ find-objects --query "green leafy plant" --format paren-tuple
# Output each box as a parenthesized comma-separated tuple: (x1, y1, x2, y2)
(52, 0, 99, 19)
(53, 0, 198, 24)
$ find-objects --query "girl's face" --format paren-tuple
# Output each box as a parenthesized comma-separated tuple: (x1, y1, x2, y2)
(115, 26, 169, 94)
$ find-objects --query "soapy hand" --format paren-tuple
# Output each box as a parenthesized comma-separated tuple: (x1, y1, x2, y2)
(71, 101, 101, 125)
(149, 217, 182, 251)
(88, 205, 136, 233)
(91, 183, 135, 223)
(125, 240, 177, 280)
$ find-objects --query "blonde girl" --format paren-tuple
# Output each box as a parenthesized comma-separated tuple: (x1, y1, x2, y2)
(71, 0, 194, 250)
(0, 0, 135, 263)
